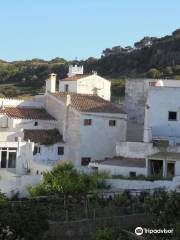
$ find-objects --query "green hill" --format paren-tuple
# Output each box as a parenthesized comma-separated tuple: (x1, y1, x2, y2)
(0, 29, 180, 98)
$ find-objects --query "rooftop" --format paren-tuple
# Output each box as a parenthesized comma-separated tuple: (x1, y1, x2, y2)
(24, 129, 63, 144)
(52, 92, 125, 114)
(61, 74, 92, 81)
(93, 157, 146, 168)
(0, 107, 55, 120)
(148, 152, 180, 160)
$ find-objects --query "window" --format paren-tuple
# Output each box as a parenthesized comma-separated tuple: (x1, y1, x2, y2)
(168, 111, 177, 121)
(129, 171, 136, 178)
(0, 148, 17, 169)
(149, 81, 156, 87)
(1, 151, 7, 168)
(58, 146, 64, 155)
(167, 162, 175, 177)
(65, 84, 69, 92)
(8, 152, 16, 168)
(81, 158, 91, 166)
(109, 120, 116, 127)
(33, 146, 41, 155)
(34, 121, 38, 126)
(84, 119, 92, 126)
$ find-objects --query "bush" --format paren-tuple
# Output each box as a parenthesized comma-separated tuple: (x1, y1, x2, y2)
(28, 162, 103, 197)
(0, 201, 48, 240)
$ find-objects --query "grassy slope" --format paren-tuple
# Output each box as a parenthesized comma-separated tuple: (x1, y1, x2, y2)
(0, 78, 125, 102)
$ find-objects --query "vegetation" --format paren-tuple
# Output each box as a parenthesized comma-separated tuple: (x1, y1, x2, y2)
(91, 227, 132, 240)
(0, 29, 180, 99)
(147, 189, 180, 239)
(28, 162, 109, 197)
(0, 197, 48, 240)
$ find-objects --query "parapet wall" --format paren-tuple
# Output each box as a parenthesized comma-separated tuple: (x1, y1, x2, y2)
(0, 98, 44, 108)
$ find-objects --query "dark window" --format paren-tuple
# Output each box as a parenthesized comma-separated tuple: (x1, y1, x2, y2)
(129, 171, 136, 178)
(168, 111, 177, 121)
(8, 152, 16, 168)
(58, 147, 64, 155)
(34, 121, 38, 126)
(81, 157, 91, 166)
(65, 84, 69, 92)
(33, 146, 40, 155)
(84, 119, 92, 126)
(1, 151, 7, 168)
(109, 120, 116, 127)
(149, 81, 156, 87)
(167, 162, 175, 177)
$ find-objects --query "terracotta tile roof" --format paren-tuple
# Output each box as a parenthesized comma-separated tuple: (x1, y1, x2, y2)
(61, 74, 92, 81)
(24, 129, 63, 144)
(0, 107, 55, 120)
(52, 92, 125, 114)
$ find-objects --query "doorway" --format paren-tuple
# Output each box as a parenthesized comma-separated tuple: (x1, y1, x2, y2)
(149, 159, 163, 177)
(167, 162, 175, 177)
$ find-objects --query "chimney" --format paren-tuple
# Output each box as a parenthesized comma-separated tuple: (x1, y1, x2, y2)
(46, 73, 57, 93)
(1, 101, 5, 110)
(66, 94, 71, 106)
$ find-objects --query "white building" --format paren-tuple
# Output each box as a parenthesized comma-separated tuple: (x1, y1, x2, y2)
(59, 65, 111, 101)
(0, 69, 126, 196)
(91, 79, 180, 180)
(45, 73, 127, 167)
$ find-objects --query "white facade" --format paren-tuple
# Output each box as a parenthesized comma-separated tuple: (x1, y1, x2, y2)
(0, 70, 126, 196)
(45, 92, 127, 167)
(59, 74, 111, 101)
(68, 65, 84, 77)
(144, 87, 180, 144)
(80, 113, 127, 161)
(46, 73, 57, 93)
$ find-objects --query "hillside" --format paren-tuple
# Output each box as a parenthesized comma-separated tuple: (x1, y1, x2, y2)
(0, 29, 180, 99)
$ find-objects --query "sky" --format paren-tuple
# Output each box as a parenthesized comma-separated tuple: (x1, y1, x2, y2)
(0, 0, 180, 61)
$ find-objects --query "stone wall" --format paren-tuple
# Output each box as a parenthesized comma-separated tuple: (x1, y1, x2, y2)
(123, 79, 146, 124)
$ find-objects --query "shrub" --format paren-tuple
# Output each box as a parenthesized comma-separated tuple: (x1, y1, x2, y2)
(0, 201, 48, 240)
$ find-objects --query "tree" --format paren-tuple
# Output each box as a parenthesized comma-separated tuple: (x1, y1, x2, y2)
(134, 36, 157, 49)
(147, 68, 162, 78)
(28, 162, 99, 197)
(148, 189, 180, 240)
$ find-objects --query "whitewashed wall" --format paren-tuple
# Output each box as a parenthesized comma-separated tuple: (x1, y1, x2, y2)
(116, 141, 158, 158)
(45, 93, 80, 165)
(0, 174, 41, 198)
(0, 98, 44, 108)
(77, 75, 111, 101)
(145, 87, 180, 144)
(80, 112, 127, 161)
(59, 81, 77, 92)
(106, 178, 180, 192)
(92, 163, 146, 177)
(32, 143, 68, 164)
(11, 119, 57, 130)
(59, 75, 111, 101)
